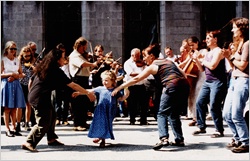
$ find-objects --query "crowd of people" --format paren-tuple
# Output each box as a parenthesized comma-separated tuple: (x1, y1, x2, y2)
(1, 17, 249, 153)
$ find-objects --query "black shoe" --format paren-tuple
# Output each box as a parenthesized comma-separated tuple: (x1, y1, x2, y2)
(14, 131, 22, 136)
(192, 129, 206, 135)
(5, 130, 14, 137)
(170, 141, 185, 147)
(16, 123, 21, 132)
(153, 138, 169, 150)
(231, 145, 249, 153)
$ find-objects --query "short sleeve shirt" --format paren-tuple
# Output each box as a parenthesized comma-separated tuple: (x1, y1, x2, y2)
(28, 67, 71, 107)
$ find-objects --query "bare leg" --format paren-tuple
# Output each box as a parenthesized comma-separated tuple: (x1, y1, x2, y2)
(3, 107, 11, 131)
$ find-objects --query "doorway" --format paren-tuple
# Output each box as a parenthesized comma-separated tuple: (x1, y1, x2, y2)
(123, 1, 160, 61)
(44, 1, 82, 56)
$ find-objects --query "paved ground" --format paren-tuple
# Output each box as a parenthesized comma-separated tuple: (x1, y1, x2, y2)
(1, 117, 249, 160)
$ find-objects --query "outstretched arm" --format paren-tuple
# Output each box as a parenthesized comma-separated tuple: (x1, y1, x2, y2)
(67, 82, 96, 102)
(118, 88, 130, 102)
(111, 64, 155, 96)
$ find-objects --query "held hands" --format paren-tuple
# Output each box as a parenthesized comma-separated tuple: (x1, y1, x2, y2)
(87, 91, 96, 102)
(8, 72, 26, 82)
(72, 91, 96, 102)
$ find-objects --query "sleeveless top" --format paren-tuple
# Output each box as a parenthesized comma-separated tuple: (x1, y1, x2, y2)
(20, 61, 34, 86)
(204, 47, 226, 82)
(152, 59, 187, 89)
(2, 57, 19, 74)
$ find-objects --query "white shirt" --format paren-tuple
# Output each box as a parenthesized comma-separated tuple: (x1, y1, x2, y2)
(69, 49, 90, 77)
(2, 57, 19, 74)
(123, 58, 145, 85)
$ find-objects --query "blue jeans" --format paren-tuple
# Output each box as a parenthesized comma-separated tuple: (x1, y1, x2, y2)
(196, 79, 226, 132)
(223, 77, 249, 146)
(157, 79, 189, 142)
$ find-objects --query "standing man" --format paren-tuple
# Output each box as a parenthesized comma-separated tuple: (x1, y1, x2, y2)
(69, 37, 98, 131)
(27, 41, 39, 60)
(123, 48, 148, 125)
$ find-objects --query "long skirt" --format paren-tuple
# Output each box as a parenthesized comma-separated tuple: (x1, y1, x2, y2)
(1, 78, 26, 108)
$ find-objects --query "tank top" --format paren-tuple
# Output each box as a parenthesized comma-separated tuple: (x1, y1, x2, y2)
(152, 59, 186, 89)
(2, 57, 19, 74)
(204, 47, 226, 82)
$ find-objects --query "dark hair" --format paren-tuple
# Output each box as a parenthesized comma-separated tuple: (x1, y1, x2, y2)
(206, 30, 222, 47)
(143, 43, 161, 58)
(94, 45, 104, 52)
(164, 46, 172, 51)
(231, 17, 249, 41)
(35, 48, 63, 80)
(188, 36, 201, 50)
(56, 43, 65, 50)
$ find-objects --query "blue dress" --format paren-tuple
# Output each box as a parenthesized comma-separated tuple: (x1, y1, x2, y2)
(88, 86, 122, 140)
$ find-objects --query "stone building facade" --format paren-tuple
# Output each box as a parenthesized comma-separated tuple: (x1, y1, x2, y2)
(1, 1, 249, 62)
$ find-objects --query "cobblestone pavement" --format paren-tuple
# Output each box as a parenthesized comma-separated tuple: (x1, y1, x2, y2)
(1, 117, 249, 160)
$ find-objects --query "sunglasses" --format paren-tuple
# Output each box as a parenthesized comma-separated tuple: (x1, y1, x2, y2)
(10, 48, 17, 51)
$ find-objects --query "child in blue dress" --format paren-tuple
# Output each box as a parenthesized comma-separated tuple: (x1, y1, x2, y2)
(73, 70, 129, 147)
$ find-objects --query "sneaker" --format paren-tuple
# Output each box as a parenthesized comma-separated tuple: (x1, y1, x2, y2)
(231, 145, 249, 153)
(192, 129, 206, 135)
(153, 138, 169, 150)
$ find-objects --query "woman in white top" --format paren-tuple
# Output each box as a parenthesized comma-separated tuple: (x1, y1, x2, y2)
(1, 41, 26, 137)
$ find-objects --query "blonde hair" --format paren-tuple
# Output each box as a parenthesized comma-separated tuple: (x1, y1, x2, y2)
(4, 41, 16, 56)
(101, 70, 117, 87)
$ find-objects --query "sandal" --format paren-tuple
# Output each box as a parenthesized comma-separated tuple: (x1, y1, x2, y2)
(21, 142, 38, 152)
(188, 120, 197, 126)
(211, 133, 224, 138)
(192, 129, 206, 135)
(152, 138, 169, 150)
(93, 138, 101, 144)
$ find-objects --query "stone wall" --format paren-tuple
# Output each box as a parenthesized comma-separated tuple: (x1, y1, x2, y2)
(160, 1, 201, 55)
(81, 1, 123, 60)
(1, 1, 43, 54)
